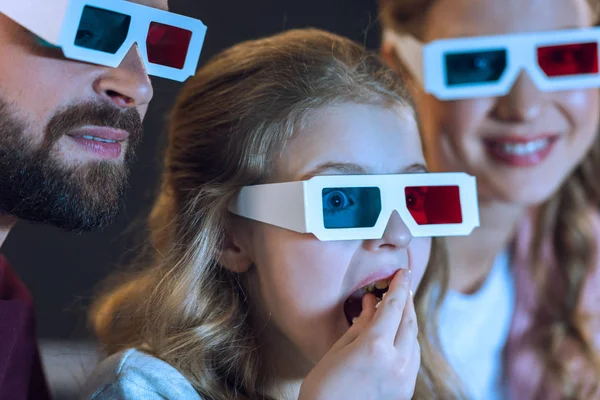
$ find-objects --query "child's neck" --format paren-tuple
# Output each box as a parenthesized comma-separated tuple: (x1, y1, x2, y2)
(260, 322, 313, 399)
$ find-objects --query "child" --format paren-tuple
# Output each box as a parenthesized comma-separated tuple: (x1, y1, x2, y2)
(81, 28, 478, 399)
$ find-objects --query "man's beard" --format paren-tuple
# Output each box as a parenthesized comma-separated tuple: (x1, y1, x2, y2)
(0, 98, 143, 233)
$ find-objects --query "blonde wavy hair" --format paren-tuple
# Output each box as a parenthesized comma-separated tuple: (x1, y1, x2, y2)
(91, 28, 463, 399)
(379, 0, 600, 397)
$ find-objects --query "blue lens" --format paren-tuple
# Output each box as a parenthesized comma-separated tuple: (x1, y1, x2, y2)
(74, 6, 131, 54)
(322, 187, 381, 229)
(445, 49, 507, 86)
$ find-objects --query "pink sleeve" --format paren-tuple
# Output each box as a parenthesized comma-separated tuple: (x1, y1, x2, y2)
(575, 208, 600, 351)
(504, 208, 600, 399)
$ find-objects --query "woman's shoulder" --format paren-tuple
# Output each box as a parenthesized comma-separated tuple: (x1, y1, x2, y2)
(81, 348, 202, 400)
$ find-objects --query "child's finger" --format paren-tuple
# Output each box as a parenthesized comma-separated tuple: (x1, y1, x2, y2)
(394, 290, 418, 349)
(332, 293, 377, 349)
(367, 269, 411, 342)
(406, 341, 421, 393)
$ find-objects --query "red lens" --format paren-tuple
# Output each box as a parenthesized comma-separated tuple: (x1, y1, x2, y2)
(537, 42, 598, 77)
(405, 186, 462, 225)
(146, 22, 192, 69)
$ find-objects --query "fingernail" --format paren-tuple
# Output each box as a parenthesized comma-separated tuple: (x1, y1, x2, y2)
(409, 290, 413, 298)
(375, 300, 382, 309)
(352, 317, 357, 324)
(382, 292, 387, 300)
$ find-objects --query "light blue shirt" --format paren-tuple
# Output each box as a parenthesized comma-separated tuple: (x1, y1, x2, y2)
(81, 348, 202, 399)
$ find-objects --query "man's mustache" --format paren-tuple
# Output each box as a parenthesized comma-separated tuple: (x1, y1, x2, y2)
(43, 102, 143, 150)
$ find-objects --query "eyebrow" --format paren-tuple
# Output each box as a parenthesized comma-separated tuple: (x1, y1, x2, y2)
(299, 162, 428, 180)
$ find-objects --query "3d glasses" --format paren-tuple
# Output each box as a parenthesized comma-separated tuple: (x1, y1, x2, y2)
(0, 0, 207, 82)
(228, 172, 479, 241)
(384, 27, 600, 100)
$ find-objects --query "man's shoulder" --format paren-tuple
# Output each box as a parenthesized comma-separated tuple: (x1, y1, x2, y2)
(0, 253, 32, 303)
(82, 348, 202, 400)
(0, 254, 52, 400)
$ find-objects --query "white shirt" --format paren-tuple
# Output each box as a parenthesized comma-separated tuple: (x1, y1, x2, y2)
(438, 250, 515, 400)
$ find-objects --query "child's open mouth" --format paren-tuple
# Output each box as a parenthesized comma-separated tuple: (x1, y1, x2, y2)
(343, 278, 392, 325)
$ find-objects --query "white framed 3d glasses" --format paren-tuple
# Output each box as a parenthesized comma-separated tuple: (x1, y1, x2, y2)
(384, 27, 600, 100)
(0, 0, 207, 82)
(228, 172, 480, 241)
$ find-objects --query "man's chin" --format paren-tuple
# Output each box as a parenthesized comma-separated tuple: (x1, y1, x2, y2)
(0, 96, 140, 233)
(0, 160, 129, 233)
(15, 207, 120, 233)
(5, 186, 125, 233)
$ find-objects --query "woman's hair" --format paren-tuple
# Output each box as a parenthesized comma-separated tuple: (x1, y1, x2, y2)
(90, 28, 463, 399)
(379, 0, 600, 397)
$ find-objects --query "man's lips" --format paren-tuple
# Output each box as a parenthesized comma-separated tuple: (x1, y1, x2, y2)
(67, 126, 129, 142)
(65, 127, 129, 159)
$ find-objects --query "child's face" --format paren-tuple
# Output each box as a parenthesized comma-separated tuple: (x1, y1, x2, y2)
(228, 103, 431, 367)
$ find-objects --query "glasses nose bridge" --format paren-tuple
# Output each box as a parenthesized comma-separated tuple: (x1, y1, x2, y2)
(378, 185, 409, 226)
(508, 38, 540, 85)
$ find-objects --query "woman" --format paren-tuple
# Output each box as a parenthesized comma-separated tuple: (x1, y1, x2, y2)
(380, 0, 600, 398)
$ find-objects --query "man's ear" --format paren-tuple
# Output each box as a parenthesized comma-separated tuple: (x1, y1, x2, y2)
(219, 217, 253, 273)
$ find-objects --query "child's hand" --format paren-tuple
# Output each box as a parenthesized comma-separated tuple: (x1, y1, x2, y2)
(299, 269, 419, 400)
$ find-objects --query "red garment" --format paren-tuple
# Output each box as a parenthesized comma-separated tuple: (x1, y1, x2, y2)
(0, 254, 51, 400)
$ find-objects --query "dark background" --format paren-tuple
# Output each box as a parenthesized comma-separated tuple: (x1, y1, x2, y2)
(4, 0, 382, 341)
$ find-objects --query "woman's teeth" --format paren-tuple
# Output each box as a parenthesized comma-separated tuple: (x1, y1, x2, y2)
(493, 138, 550, 155)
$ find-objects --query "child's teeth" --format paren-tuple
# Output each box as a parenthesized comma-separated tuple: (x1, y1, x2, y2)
(363, 279, 391, 293)
(375, 279, 389, 289)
